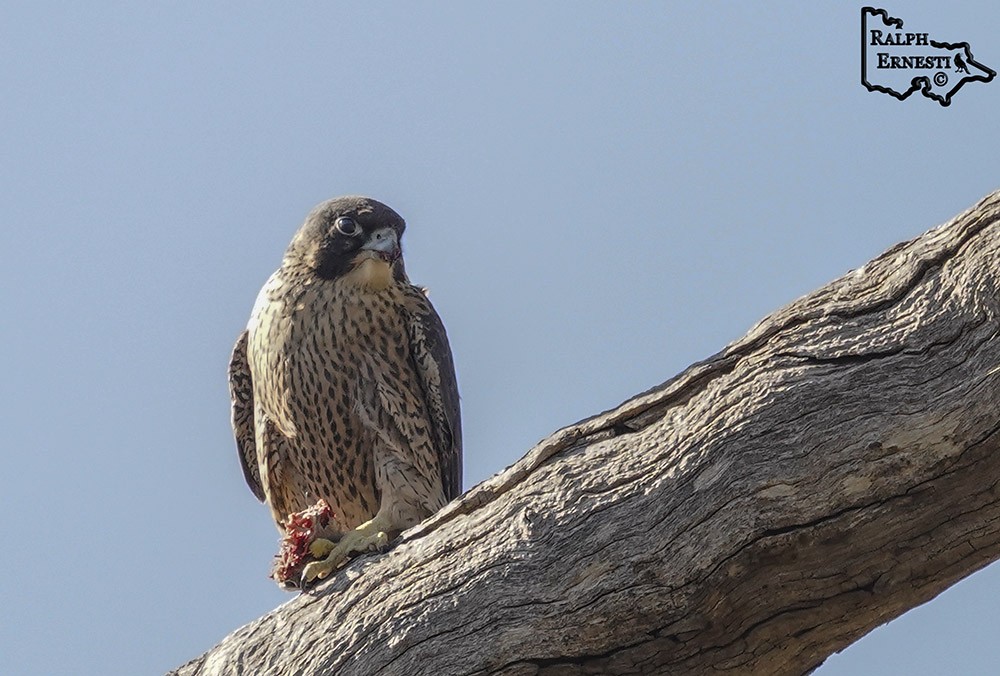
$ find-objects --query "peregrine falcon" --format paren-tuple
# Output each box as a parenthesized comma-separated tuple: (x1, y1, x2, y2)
(228, 196, 462, 585)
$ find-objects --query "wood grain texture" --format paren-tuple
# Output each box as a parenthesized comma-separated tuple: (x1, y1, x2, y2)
(173, 189, 1000, 675)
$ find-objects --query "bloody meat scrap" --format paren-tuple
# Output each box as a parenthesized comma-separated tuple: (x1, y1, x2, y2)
(270, 499, 335, 585)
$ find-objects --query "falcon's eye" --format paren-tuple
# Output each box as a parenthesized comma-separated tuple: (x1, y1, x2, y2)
(334, 216, 360, 236)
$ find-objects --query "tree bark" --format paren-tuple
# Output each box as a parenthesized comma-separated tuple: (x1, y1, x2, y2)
(172, 189, 1000, 676)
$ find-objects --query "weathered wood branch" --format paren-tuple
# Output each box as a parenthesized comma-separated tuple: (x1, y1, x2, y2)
(173, 190, 1000, 675)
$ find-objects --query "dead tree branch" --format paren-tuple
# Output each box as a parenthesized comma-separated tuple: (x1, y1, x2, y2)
(173, 189, 1000, 675)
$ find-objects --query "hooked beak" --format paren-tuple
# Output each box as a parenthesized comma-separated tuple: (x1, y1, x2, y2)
(360, 227, 401, 264)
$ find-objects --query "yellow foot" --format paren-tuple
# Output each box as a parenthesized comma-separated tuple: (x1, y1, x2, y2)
(301, 516, 392, 584)
(309, 538, 336, 559)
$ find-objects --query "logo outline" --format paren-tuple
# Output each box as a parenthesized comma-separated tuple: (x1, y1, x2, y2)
(861, 6, 995, 106)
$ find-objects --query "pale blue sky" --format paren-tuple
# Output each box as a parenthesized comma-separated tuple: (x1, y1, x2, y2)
(2, 3, 999, 674)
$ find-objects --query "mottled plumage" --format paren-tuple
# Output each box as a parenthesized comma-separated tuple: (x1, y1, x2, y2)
(228, 196, 461, 583)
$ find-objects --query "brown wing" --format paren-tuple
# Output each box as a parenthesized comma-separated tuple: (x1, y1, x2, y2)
(228, 330, 265, 502)
(406, 289, 462, 501)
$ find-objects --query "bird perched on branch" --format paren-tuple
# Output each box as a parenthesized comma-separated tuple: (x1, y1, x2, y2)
(228, 196, 462, 586)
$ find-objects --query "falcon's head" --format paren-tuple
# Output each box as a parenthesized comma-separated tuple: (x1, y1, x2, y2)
(286, 196, 407, 286)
